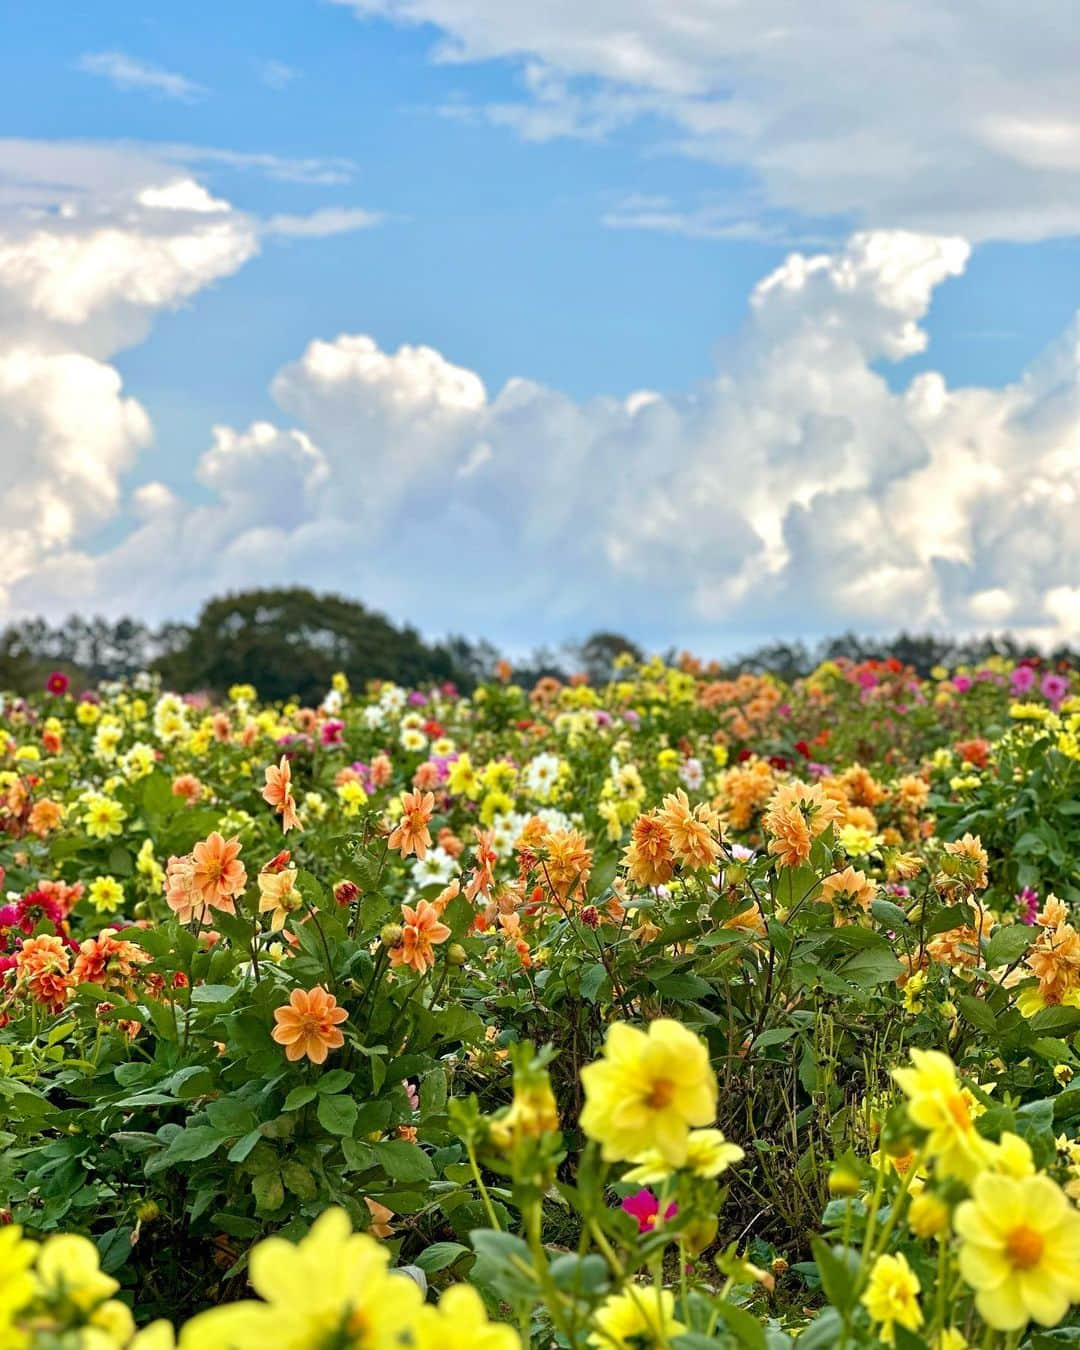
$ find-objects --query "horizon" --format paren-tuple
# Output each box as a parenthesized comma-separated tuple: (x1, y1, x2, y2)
(1, 2, 1078, 651)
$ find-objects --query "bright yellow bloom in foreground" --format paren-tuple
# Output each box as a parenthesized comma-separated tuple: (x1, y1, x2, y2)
(623, 1128, 744, 1184)
(989, 1131, 1035, 1178)
(181, 1208, 422, 1349)
(414, 1285, 520, 1350)
(35, 1233, 119, 1313)
(861, 1252, 922, 1343)
(892, 1048, 994, 1181)
(954, 1172, 1080, 1330)
(588, 1285, 686, 1349)
(580, 1019, 717, 1166)
(34, 1232, 136, 1343)
(0, 1225, 35, 1322)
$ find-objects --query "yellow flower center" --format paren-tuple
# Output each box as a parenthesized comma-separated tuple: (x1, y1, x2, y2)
(945, 1093, 972, 1130)
(1004, 1224, 1044, 1271)
(646, 1078, 676, 1109)
(344, 1306, 370, 1345)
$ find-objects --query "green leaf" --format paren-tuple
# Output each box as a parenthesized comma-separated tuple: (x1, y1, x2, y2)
(775, 864, 819, 910)
(281, 1160, 318, 1200)
(926, 903, 975, 936)
(374, 1140, 435, 1182)
(547, 1253, 608, 1295)
(419, 1069, 447, 1115)
(711, 1301, 767, 1350)
(956, 994, 997, 1034)
(227, 1129, 262, 1164)
(1032, 1007, 1080, 1036)
(579, 962, 608, 1004)
(413, 1241, 470, 1274)
(316, 1095, 358, 1137)
(809, 1238, 859, 1313)
(655, 971, 713, 1000)
(870, 899, 909, 930)
(190, 984, 237, 1005)
(985, 925, 1031, 968)
(206, 1098, 258, 1135)
(107, 845, 134, 877)
(159, 1126, 225, 1165)
(752, 1027, 797, 1051)
(283, 1085, 319, 1111)
(587, 851, 619, 900)
(317, 1069, 354, 1095)
(837, 946, 903, 989)
(142, 773, 183, 819)
(469, 1230, 536, 1303)
(252, 1170, 284, 1212)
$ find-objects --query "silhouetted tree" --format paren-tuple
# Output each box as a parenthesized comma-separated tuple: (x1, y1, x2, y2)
(153, 588, 460, 703)
(575, 631, 643, 685)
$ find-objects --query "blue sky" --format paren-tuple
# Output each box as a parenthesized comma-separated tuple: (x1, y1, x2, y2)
(1, 1, 1078, 651)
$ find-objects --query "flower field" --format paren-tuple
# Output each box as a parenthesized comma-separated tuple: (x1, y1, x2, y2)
(3, 654, 1080, 1348)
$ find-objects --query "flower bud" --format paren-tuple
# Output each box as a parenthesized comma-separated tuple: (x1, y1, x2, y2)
(681, 1214, 718, 1258)
(908, 1190, 949, 1238)
(380, 923, 404, 947)
(447, 943, 467, 966)
(334, 880, 360, 906)
(828, 1164, 861, 1198)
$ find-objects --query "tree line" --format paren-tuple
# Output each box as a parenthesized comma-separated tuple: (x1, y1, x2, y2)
(0, 587, 1073, 704)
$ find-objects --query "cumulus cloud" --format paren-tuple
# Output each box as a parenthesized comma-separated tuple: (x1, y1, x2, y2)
(333, 0, 1080, 241)
(0, 181, 257, 358)
(0, 147, 260, 608)
(77, 51, 206, 102)
(8, 227, 1078, 650)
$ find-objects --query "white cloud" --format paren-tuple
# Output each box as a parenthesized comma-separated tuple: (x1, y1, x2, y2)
(333, 0, 1080, 241)
(77, 51, 206, 102)
(0, 179, 258, 357)
(169, 145, 355, 185)
(260, 60, 300, 90)
(266, 206, 385, 238)
(602, 195, 819, 244)
(0, 148, 259, 608)
(0, 140, 357, 215)
(3, 217, 1078, 649)
(0, 349, 151, 611)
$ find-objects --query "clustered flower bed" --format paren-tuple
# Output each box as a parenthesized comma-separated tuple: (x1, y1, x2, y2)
(2, 653, 1080, 1347)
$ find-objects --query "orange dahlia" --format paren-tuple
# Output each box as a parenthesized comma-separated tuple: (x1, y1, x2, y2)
(387, 790, 435, 860)
(271, 985, 348, 1064)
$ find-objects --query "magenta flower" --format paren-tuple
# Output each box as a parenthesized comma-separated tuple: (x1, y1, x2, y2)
(45, 671, 69, 696)
(1042, 673, 1069, 706)
(1011, 665, 1036, 694)
(952, 675, 972, 693)
(1016, 887, 1040, 925)
(621, 1188, 678, 1233)
(320, 719, 345, 747)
